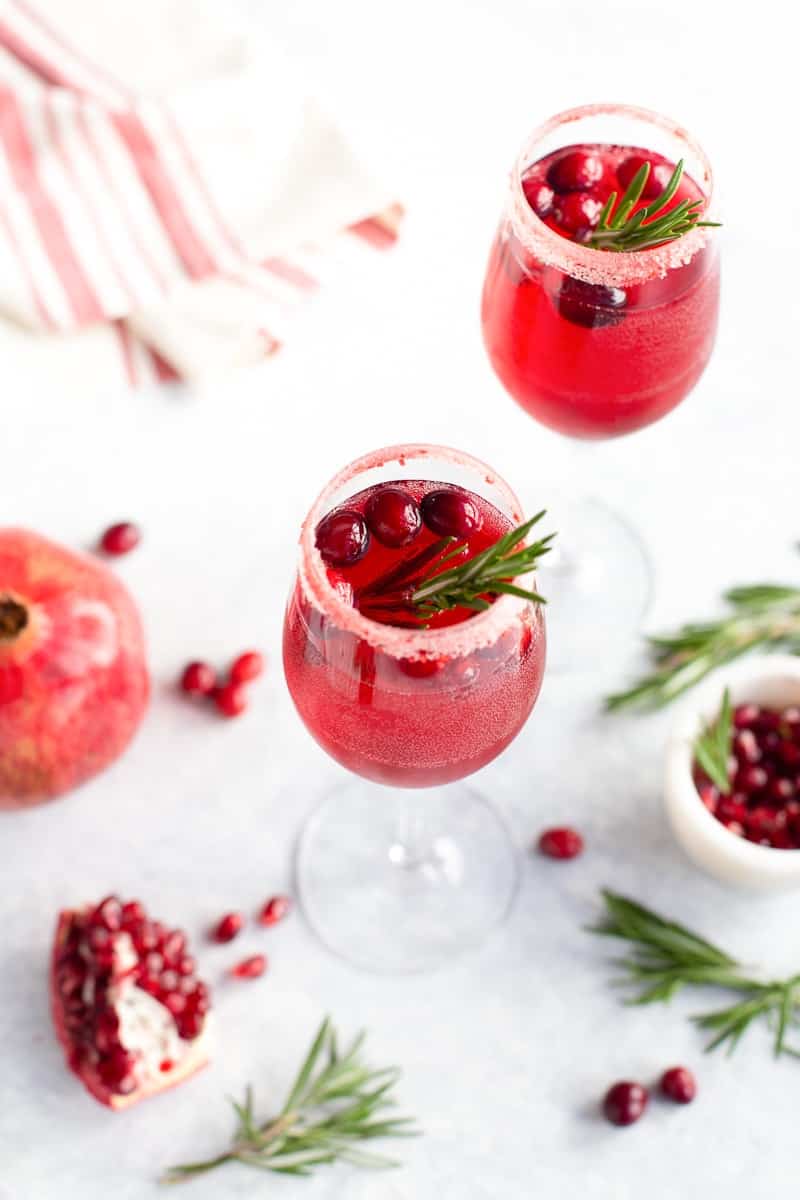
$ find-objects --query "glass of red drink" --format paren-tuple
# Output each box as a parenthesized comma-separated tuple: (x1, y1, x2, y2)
(481, 103, 719, 664)
(283, 444, 547, 971)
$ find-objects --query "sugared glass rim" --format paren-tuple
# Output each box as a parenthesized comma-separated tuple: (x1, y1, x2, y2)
(297, 443, 534, 659)
(509, 102, 717, 288)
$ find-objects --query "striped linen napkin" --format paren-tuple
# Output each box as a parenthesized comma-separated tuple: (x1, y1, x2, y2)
(0, 0, 400, 387)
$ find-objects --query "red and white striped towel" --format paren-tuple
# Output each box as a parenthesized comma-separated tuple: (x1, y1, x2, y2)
(0, 0, 400, 387)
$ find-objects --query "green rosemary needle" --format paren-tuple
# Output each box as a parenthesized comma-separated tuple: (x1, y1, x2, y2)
(162, 1018, 418, 1184)
(693, 687, 733, 794)
(588, 159, 719, 253)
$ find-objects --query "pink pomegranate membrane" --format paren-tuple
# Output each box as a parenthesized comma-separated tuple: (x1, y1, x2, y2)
(482, 139, 719, 439)
(694, 704, 800, 849)
(283, 477, 546, 787)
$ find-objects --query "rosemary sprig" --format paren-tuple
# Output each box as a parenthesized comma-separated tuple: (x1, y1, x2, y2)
(606, 581, 800, 711)
(590, 891, 800, 1057)
(693, 687, 733, 794)
(588, 159, 719, 253)
(162, 1017, 418, 1184)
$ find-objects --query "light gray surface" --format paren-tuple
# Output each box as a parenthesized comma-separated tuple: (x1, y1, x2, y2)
(2, 1, 798, 1196)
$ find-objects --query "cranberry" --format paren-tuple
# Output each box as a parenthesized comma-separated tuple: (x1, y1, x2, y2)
(420, 489, 483, 539)
(213, 682, 248, 718)
(547, 150, 606, 193)
(181, 661, 216, 696)
(736, 765, 769, 794)
(660, 1066, 696, 1104)
(315, 509, 369, 566)
(778, 741, 800, 770)
(100, 522, 141, 556)
(556, 277, 627, 329)
(553, 191, 604, 236)
(212, 912, 244, 943)
(259, 895, 292, 926)
(230, 651, 264, 684)
(616, 155, 673, 198)
(538, 827, 584, 860)
(602, 1081, 648, 1127)
(733, 730, 761, 764)
(522, 175, 555, 218)
(231, 954, 267, 980)
(734, 704, 760, 729)
(767, 778, 795, 805)
(364, 487, 422, 548)
(717, 797, 748, 825)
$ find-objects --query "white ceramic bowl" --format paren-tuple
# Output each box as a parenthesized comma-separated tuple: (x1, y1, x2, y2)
(664, 655, 800, 891)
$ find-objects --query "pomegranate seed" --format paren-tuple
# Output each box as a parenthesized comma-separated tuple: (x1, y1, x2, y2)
(177, 1010, 204, 1040)
(733, 730, 761, 764)
(98, 1047, 138, 1092)
(230, 651, 264, 685)
(547, 150, 606, 193)
(538, 827, 584, 860)
(160, 969, 179, 992)
(522, 176, 554, 218)
(144, 951, 164, 975)
(164, 992, 187, 1016)
(660, 1066, 696, 1104)
(736, 765, 769, 795)
(778, 741, 800, 770)
(767, 778, 795, 805)
(181, 661, 216, 696)
(213, 682, 248, 718)
(556, 277, 626, 330)
(162, 931, 187, 962)
(420, 489, 483, 539)
(602, 1081, 648, 1126)
(212, 912, 244, 943)
(364, 487, 422, 548)
(697, 782, 719, 813)
(734, 704, 760, 729)
(717, 798, 748, 825)
(121, 900, 145, 927)
(100, 522, 141, 556)
(259, 895, 292, 926)
(90, 896, 122, 931)
(231, 954, 267, 980)
(177, 954, 196, 976)
(722, 819, 745, 838)
(315, 509, 369, 566)
(553, 191, 604, 236)
(616, 155, 673, 198)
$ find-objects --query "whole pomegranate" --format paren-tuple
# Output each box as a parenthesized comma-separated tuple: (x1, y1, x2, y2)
(0, 529, 149, 807)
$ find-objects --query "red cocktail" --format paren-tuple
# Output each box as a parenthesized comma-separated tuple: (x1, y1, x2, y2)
(283, 445, 549, 971)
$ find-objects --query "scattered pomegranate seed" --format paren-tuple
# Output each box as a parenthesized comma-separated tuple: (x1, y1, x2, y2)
(231, 954, 267, 980)
(420, 489, 483, 539)
(660, 1066, 696, 1104)
(181, 661, 217, 696)
(259, 895, 292, 926)
(364, 487, 422, 548)
(522, 176, 554, 218)
(212, 912, 244, 943)
(603, 1081, 648, 1126)
(553, 191, 604, 236)
(213, 682, 248, 718)
(547, 150, 606, 193)
(100, 522, 141, 556)
(538, 827, 584, 860)
(315, 509, 369, 566)
(230, 651, 264, 685)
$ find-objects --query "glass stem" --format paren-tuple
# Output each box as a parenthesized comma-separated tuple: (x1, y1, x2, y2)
(389, 796, 431, 869)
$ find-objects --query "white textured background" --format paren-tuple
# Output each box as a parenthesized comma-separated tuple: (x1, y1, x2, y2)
(2, 1, 798, 1197)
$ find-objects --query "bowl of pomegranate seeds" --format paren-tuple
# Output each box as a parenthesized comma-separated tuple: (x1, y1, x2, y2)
(665, 656, 800, 890)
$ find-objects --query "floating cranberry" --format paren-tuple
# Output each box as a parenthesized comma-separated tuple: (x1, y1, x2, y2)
(230, 651, 264, 684)
(616, 155, 673, 198)
(547, 150, 606, 193)
(365, 487, 422, 548)
(522, 175, 554, 218)
(315, 509, 369, 567)
(538, 827, 584, 860)
(181, 661, 216, 696)
(421, 489, 483, 539)
(556, 277, 627, 329)
(231, 954, 267, 980)
(259, 895, 292, 926)
(553, 191, 604, 236)
(213, 682, 248, 718)
(660, 1066, 696, 1104)
(603, 1081, 648, 1126)
(212, 912, 244, 943)
(100, 522, 141, 556)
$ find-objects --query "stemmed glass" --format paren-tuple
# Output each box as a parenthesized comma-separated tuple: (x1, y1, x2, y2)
(283, 444, 547, 972)
(481, 102, 720, 667)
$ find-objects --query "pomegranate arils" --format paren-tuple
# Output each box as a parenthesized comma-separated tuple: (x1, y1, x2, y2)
(552, 191, 604, 236)
(90, 895, 123, 931)
(231, 954, 267, 980)
(660, 1066, 696, 1104)
(547, 149, 606, 193)
(603, 1081, 648, 1127)
(121, 900, 145, 926)
(733, 730, 761, 764)
(315, 509, 369, 567)
(213, 681, 248, 718)
(421, 489, 483, 539)
(364, 487, 422, 548)
(522, 175, 554, 218)
(100, 521, 141, 556)
(734, 704, 760, 729)
(616, 155, 673, 198)
(259, 895, 292, 926)
(538, 827, 584, 860)
(230, 650, 264, 684)
(212, 912, 244, 943)
(736, 765, 769, 794)
(181, 660, 216, 696)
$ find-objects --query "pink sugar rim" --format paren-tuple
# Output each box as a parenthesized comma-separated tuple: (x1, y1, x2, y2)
(510, 102, 717, 287)
(297, 443, 537, 659)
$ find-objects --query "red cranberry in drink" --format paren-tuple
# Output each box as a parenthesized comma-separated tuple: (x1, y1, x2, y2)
(315, 509, 369, 566)
(213, 682, 248, 718)
(602, 1081, 648, 1126)
(259, 895, 292, 926)
(212, 912, 243, 943)
(547, 149, 606, 193)
(522, 175, 554, 218)
(231, 954, 267, 980)
(364, 487, 422, 548)
(557, 277, 627, 330)
(538, 827, 584, 860)
(660, 1066, 696, 1104)
(181, 661, 216, 696)
(421, 489, 484, 539)
(616, 155, 673, 198)
(230, 651, 264, 684)
(553, 192, 604, 236)
(100, 522, 141, 556)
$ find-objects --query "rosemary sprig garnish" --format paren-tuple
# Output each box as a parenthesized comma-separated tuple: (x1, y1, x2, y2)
(162, 1017, 418, 1184)
(693, 687, 733, 794)
(606, 581, 800, 711)
(590, 891, 800, 1057)
(588, 159, 719, 253)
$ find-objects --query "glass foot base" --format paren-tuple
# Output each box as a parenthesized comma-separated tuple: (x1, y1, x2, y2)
(295, 784, 519, 973)
(536, 495, 652, 673)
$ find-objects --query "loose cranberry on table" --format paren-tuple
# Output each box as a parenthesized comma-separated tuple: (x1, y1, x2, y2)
(538, 827, 584, 860)
(100, 521, 141, 556)
(602, 1081, 649, 1127)
(660, 1066, 696, 1104)
(420, 489, 484, 538)
(181, 660, 217, 696)
(259, 895, 292, 926)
